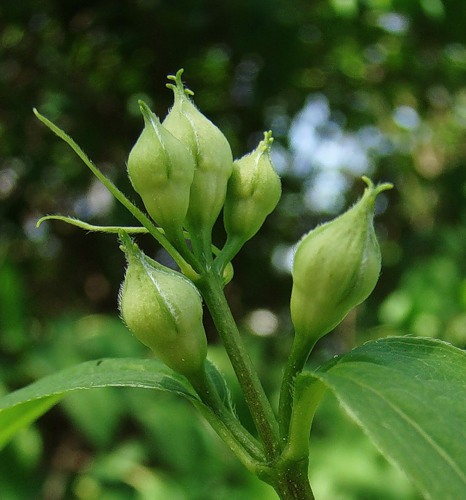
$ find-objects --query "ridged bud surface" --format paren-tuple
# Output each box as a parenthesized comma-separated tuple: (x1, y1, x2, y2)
(163, 69, 233, 234)
(290, 177, 393, 345)
(119, 233, 207, 377)
(224, 131, 281, 244)
(127, 101, 195, 237)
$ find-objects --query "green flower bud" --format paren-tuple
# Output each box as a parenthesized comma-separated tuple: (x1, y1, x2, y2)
(163, 69, 233, 235)
(119, 233, 207, 378)
(127, 101, 195, 238)
(290, 177, 393, 346)
(223, 131, 281, 247)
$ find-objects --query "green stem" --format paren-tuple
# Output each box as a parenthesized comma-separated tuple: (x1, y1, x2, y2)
(214, 234, 244, 275)
(167, 226, 203, 273)
(282, 375, 326, 464)
(278, 337, 314, 443)
(190, 366, 265, 462)
(198, 273, 279, 459)
(272, 459, 315, 500)
(190, 399, 264, 475)
(271, 377, 326, 499)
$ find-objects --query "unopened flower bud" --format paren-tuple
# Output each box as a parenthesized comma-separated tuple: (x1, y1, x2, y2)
(127, 101, 195, 239)
(223, 131, 281, 248)
(163, 69, 233, 235)
(119, 233, 207, 378)
(290, 177, 393, 347)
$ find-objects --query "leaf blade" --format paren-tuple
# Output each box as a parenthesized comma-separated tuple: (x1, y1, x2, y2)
(312, 337, 466, 500)
(0, 358, 198, 449)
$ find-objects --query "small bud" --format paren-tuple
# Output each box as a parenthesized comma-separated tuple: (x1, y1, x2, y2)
(127, 101, 195, 238)
(223, 131, 281, 247)
(119, 233, 207, 378)
(290, 177, 393, 347)
(163, 69, 233, 234)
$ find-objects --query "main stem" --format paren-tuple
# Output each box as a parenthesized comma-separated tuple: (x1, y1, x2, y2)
(198, 273, 279, 459)
(197, 244, 316, 498)
(273, 459, 315, 500)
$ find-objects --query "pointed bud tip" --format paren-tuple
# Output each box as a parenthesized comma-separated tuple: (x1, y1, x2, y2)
(260, 131, 274, 152)
(166, 68, 194, 96)
(32, 107, 50, 127)
(137, 100, 160, 125)
(362, 175, 394, 196)
(118, 231, 140, 261)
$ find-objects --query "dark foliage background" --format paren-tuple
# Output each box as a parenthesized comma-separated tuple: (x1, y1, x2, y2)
(1, 1, 465, 499)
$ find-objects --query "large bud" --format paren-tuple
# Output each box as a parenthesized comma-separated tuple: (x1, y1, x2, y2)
(163, 69, 233, 236)
(119, 232, 207, 378)
(127, 101, 195, 239)
(223, 131, 281, 252)
(290, 177, 393, 347)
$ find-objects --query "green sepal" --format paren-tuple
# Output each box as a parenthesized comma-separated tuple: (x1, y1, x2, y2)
(118, 232, 208, 378)
(36, 215, 233, 285)
(127, 100, 195, 240)
(33, 109, 198, 280)
(36, 215, 150, 234)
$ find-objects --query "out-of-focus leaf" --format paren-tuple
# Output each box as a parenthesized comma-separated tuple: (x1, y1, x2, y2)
(0, 261, 27, 352)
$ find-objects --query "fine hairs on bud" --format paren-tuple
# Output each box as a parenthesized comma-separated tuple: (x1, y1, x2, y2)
(224, 131, 281, 243)
(163, 69, 234, 234)
(218, 131, 282, 268)
(126, 100, 195, 239)
(118, 231, 207, 378)
(290, 177, 393, 349)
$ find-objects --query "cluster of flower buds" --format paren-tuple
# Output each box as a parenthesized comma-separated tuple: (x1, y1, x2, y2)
(123, 70, 391, 377)
(127, 69, 281, 257)
(122, 69, 284, 376)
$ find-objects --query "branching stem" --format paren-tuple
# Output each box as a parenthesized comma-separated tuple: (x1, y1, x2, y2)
(198, 273, 280, 460)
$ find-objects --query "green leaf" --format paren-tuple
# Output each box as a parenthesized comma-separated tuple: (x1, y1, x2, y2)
(310, 336, 466, 500)
(0, 358, 198, 450)
(205, 359, 234, 412)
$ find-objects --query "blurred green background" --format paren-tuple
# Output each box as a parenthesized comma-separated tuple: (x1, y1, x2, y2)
(1, 0, 465, 498)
